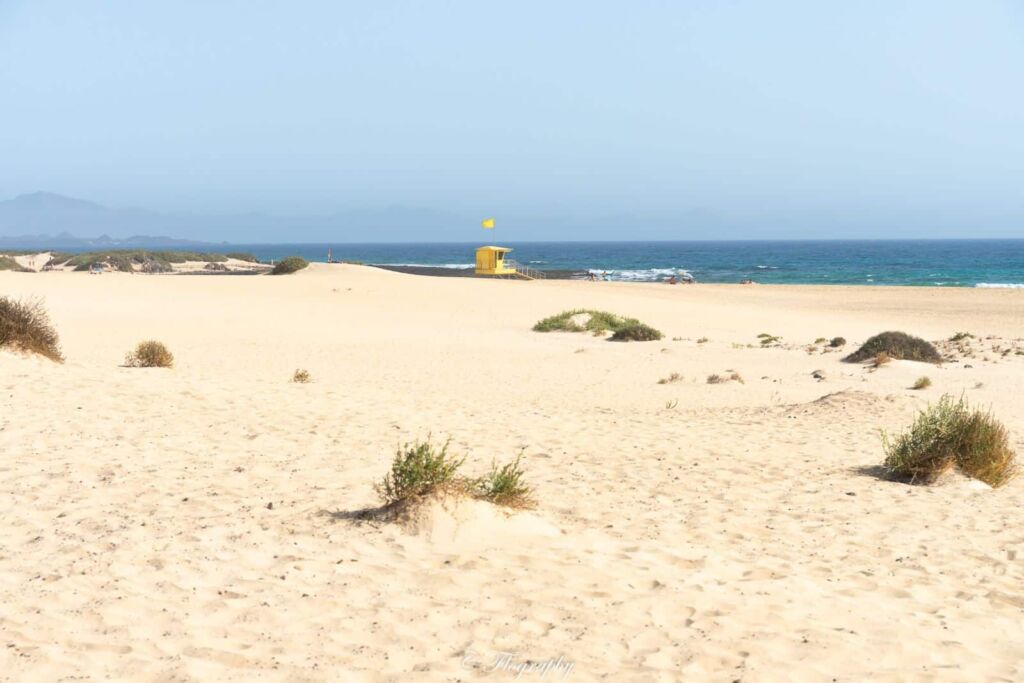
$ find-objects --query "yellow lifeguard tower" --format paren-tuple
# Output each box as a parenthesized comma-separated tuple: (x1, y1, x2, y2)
(475, 246, 516, 276)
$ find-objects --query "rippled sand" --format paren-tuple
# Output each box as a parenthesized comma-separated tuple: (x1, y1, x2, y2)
(2, 265, 1022, 681)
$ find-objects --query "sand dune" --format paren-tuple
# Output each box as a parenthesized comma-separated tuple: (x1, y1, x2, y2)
(1, 265, 1022, 681)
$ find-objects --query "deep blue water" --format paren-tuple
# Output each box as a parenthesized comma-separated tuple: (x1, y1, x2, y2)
(227, 240, 1024, 287)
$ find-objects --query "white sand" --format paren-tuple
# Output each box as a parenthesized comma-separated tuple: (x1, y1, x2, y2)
(1, 264, 1022, 681)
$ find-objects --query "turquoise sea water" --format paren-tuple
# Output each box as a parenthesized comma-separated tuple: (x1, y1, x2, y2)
(232, 240, 1024, 287)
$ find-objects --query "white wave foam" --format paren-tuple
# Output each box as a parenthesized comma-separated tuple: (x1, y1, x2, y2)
(975, 282, 1024, 289)
(588, 268, 694, 282)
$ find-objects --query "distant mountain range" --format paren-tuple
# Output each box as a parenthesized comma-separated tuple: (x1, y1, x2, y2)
(0, 191, 729, 246)
(0, 192, 473, 247)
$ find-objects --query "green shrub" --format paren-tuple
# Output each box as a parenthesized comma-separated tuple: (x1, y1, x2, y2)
(844, 331, 941, 364)
(376, 439, 466, 506)
(475, 454, 533, 508)
(829, 337, 847, 348)
(270, 256, 309, 275)
(0, 296, 63, 361)
(533, 309, 625, 334)
(949, 332, 974, 342)
(883, 394, 1017, 487)
(758, 333, 781, 346)
(533, 309, 661, 342)
(610, 322, 662, 342)
(912, 376, 932, 390)
(124, 340, 174, 368)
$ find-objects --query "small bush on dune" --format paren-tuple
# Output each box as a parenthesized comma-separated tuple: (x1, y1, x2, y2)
(533, 309, 662, 342)
(912, 376, 932, 390)
(829, 337, 846, 348)
(376, 439, 466, 506)
(0, 296, 63, 361)
(291, 368, 311, 383)
(475, 453, 533, 508)
(610, 322, 662, 342)
(883, 394, 1017, 487)
(270, 256, 309, 275)
(375, 439, 536, 509)
(658, 372, 682, 385)
(844, 331, 941, 364)
(873, 351, 891, 367)
(124, 340, 174, 368)
(533, 309, 623, 334)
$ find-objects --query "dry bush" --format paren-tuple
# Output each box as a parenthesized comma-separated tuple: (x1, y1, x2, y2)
(912, 376, 932, 390)
(292, 369, 311, 383)
(0, 296, 63, 361)
(844, 331, 941, 364)
(124, 340, 174, 368)
(883, 394, 1017, 487)
(658, 372, 682, 385)
(873, 351, 891, 367)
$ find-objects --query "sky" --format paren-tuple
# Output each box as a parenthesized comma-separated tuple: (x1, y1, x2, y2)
(1, 1, 1023, 241)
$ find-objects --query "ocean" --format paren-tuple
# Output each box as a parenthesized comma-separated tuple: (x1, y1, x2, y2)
(229, 240, 1024, 287)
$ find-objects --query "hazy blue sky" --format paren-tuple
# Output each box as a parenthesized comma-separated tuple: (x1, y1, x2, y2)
(1, 1, 1022, 240)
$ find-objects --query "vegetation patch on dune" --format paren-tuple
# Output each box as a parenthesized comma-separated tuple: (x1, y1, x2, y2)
(475, 453, 533, 508)
(0, 256, 32, 272)
(707, 372, 744, 384)
(376, 439, 533, 509)
(270, 256, 309, 275)
(377, 439, 468, 506)
(124, 340, 174, 368)
(844, 331, 941, 364)
(0, 296, 63, 361)
(48, 250, 233, 273)
(291, 368, 311, 383)
(226, 252, 259, 262)
(883, 394, 1017, 487)
(533, 309, 662, 341)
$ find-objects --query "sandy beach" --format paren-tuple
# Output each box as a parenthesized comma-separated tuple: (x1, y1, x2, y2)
(2, 264, 1023, 682)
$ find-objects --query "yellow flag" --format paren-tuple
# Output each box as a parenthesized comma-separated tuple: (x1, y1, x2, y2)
(481, 218, 495, 229)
